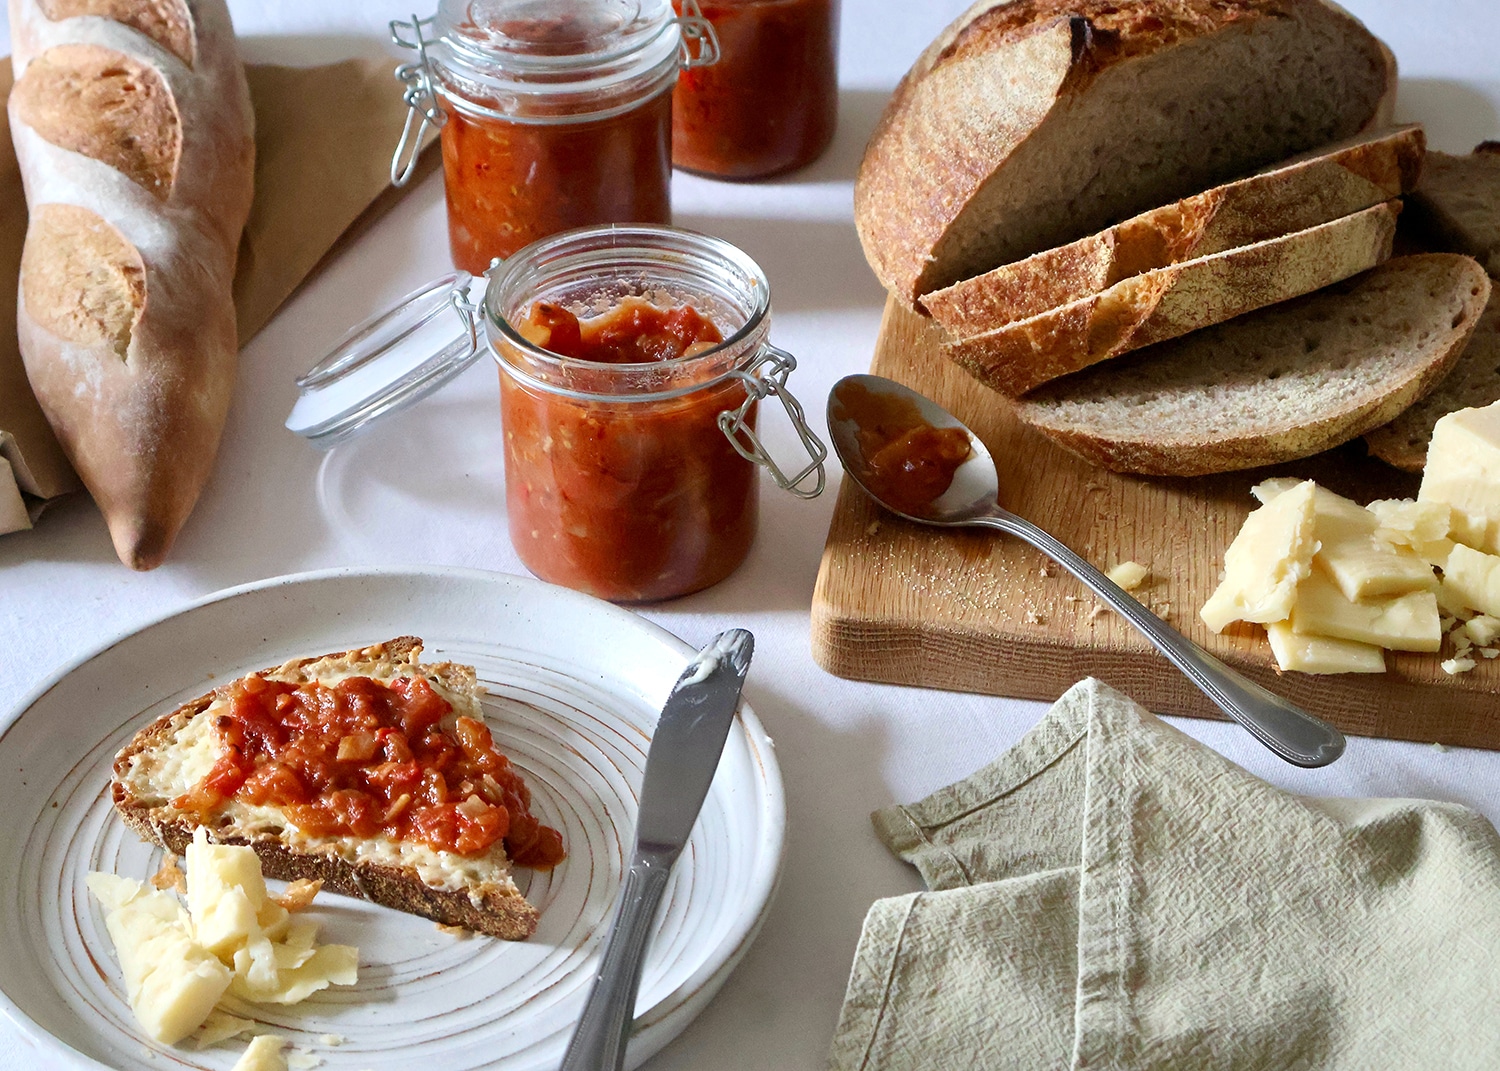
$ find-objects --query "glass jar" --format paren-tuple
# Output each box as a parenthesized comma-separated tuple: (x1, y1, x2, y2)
(286, 225, 825, 604)
(670, 0, 839, 179)
(487, 226, 822, 601)
(390, 1, 720, 273)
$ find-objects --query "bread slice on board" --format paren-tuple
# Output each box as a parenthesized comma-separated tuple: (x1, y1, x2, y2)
(1405, 142, 1500, 277)
(943, 201, 1400, 399)
(9, 0, 255, 569)
(1365, 290, 1500, 471)
(111, 638, 545, 940)
(854, 0, 1394, 308)
(921, 125, 1425, 334)
(1012, 255, 1492, 476)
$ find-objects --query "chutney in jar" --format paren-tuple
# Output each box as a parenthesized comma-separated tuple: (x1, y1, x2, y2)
(671, 0, 839, 178)
(500, 298, 759, 602)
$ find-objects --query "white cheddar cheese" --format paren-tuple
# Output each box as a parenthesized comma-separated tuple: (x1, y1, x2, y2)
(1106, 560, 1149, 591)
(187, 831, 268, 957)
(232, 1034, 289, 1071)
(1441, 544, 1500, 618)
(85, 873, 232, 1045)
(1466, 615, 1500, 647)
(1307, 488, 1436, 600)
(1201, 480, 1318, 632)
(1266, 621, 1385, 674)
(1419, 401, 1500, 555)
(1290, 573, 1442, 652)
(193, 1010, 255, 1049)
(1368, 498, 1453, 549)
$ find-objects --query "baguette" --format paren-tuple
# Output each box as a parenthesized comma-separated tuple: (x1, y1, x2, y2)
(8, 0, 255, 569)
(942, 201, 1400, 398)
(854, 0, 1394, 308)
(110, 638, 550, 940)
(921, 125, 1425, 334)
(1012, 255, 1491, 476)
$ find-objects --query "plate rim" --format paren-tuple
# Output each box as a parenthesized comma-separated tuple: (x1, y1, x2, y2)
(0, 564, 787, 1071)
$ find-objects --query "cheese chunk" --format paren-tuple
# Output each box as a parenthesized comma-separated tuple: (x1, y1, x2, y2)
(1368, 499, 1453, 548)
(1419, 402, 1500, 554)
(1290, 573, 1442, 652)
(232, 1034, 289, 1071)
(1466, 615, 1500, 647)
(1266, 621, 1385, 674)
(1106, 560, 1149, 591)
(187, 830, 269, 957)
(85, 873, 232, 1045)
(1441, 544, 1500, 618)
(1306, 488, 1436, 600)
(1201, 480, 1318, 632)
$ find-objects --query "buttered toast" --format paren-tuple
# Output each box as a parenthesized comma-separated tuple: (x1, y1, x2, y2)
(110, 638, 563, 939)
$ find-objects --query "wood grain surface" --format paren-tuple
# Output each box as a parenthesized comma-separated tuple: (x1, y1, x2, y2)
(811, 297, 1500, 748)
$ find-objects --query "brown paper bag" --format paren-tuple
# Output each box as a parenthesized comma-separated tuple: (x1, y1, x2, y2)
(0, 54, 438, 534)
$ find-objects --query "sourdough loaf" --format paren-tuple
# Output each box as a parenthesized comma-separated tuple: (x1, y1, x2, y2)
(8, 0, 255, 569)
(1405, 142, 1500, 277)
(854, 0, 1395, 309)
(1365, 290, 1500, 471)
(111, 638, 543, 940)
(942, 201, 1400, 398)
(920, 124, 1425, 334)
(1012, 255, 1491, 475)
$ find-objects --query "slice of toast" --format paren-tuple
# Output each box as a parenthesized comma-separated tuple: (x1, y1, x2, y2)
(111, 637, 547, 939)
(940, 201, 1400, 398)
(1405, 142, 1500, 277)
(921, 125, 1425, 334)
(1365, 290, 1500, 471)
(1011, 255, 1492, 476)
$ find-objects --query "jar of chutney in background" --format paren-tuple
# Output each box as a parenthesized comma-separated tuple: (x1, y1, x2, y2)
(670, 0, 840, 179)
(391, 0, 720, 272)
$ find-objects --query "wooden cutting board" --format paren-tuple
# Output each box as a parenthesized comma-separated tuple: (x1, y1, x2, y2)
(811, 297, 1500, 749)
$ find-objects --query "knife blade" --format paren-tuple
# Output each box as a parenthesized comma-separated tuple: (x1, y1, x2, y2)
(559, 628, 755, 1071)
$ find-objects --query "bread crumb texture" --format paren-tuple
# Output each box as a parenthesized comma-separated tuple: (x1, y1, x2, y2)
(14, 43, 182, 199)
(21, 203, 145, 360)
(944, 0, 1289, 68)
(38, 0, 196, 67)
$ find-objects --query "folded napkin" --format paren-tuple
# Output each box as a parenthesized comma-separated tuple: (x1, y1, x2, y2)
(0, 55, 437, 535)
(831, 679, 1500, 1071)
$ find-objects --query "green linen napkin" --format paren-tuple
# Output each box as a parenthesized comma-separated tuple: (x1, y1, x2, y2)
(830, 679, 1500, 1071)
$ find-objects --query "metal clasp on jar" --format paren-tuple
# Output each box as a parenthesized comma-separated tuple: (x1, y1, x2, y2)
(676, 0, 721, 68)
(720, 346, 827, 499)
(390, 14, 445, 187)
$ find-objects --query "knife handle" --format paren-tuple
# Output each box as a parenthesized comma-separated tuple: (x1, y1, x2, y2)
(559, 849, 676, 1071)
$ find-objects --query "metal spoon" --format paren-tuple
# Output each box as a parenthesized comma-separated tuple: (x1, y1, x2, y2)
(826, 374, 1344, 769)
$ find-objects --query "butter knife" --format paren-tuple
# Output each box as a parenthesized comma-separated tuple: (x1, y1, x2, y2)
(559, 628, 756, 1071)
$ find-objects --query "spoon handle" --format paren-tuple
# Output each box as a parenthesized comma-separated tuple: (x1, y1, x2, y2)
(974, 509, 1345, 768)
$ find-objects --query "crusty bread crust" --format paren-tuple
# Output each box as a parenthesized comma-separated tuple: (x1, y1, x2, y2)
(943, 201, 1399, 398)
(920, 125, 1425, 335)
(9, 0, 254, 570)
(1012, 255, 1491, 475)
(1365, 290, 1500, 471)
(854, 0, 1394, 308)
(110, 638, 541, 940)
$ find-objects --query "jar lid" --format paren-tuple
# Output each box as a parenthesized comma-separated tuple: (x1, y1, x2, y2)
(285, 273, 483, 447)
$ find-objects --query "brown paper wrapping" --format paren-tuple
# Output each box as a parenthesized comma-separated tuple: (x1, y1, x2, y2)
(0, 54, 438, 535)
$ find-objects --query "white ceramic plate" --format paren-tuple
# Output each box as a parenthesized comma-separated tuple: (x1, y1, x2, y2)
(0, 568, 785, 1071)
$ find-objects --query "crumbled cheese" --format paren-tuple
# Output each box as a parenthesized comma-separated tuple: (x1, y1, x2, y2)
(1442, 657, 1477, 675)
(193, 1010, 255, 1049)
(288, 1050, 323, 1070)
(1466, 615, 1500, 647)
(232, 1035, 288, 1071)
(1106, 561, 1150, 591)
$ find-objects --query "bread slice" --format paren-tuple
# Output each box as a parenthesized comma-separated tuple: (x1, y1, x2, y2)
(854, 0, 1394, 307)
(942, 201, 1400, 398)
(1405, 142, 1500, 277)
(1365, 290, 1500, 471)
(921, 125, 1425, 334)
(111, 638, 545, 939)
(1012, 255, 1492, 476)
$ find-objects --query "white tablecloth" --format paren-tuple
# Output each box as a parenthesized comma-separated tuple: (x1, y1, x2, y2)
(2, 2, 1498, 1068)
